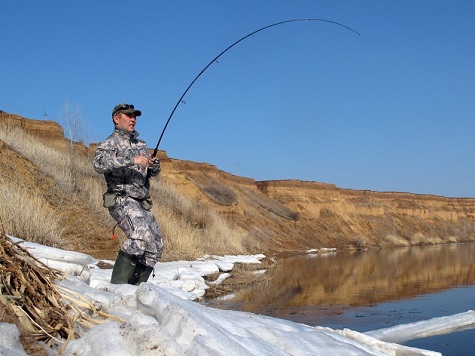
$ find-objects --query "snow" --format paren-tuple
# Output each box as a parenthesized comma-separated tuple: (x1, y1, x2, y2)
(2, 237, 473, 355)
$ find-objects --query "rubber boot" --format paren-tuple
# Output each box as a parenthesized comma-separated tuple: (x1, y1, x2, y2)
(110, 251, 138, 284)
(134, 263, 154, 285)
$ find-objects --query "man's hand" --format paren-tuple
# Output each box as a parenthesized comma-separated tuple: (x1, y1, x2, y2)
(134, 153, 149, 169)
(149, 157, 160, 172)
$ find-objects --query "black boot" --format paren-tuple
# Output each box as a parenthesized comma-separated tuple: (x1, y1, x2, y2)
(134, 263, 154, 285)
(110, 251, 138, 284)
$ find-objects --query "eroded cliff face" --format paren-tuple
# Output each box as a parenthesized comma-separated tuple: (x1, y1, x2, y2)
(156, 159, 475, 253)
(2, 112, 474, 254)
(0, 112, 66, 143)
(255, 180, 475, 250)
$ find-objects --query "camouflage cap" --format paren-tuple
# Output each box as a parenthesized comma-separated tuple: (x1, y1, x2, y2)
(112, 103, 142, 117)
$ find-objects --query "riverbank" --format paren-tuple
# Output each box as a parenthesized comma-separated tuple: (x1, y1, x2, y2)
(1, 235, 445, 355)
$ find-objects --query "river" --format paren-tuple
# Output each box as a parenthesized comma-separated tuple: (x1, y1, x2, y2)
(204, 243, 475, 355)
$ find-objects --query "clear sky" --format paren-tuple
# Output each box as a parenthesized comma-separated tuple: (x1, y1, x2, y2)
(2, 1, 474, 198)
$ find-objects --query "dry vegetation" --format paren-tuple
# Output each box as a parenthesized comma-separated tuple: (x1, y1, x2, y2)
(1, 112, 475, 262)
(0, 233, 72, 354)
(0, 233, 125, 354)
(0, 120, 260, 261)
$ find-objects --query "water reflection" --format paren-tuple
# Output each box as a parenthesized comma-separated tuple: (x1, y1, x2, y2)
(205, 243, 475, 324)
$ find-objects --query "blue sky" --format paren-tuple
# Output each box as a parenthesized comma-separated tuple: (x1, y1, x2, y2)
(2, 1, 474, 197)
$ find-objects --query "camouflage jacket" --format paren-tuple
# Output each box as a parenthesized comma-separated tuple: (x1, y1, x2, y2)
(93, 127, 160, 199)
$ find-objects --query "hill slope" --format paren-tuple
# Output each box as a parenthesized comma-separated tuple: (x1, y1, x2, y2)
(1, 111, 474, 259)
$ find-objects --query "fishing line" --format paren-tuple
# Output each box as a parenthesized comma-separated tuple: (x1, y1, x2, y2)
(151, 18, 360, 157)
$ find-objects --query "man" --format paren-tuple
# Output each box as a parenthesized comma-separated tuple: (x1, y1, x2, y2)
(93, 103, 164, 285)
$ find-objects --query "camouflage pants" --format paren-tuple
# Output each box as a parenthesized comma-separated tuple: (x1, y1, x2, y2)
(109, 196, 164, 268)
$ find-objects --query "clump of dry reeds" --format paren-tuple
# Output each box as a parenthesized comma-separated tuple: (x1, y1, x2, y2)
(0, 233, 73, 353)
(0, 233, 123, 354)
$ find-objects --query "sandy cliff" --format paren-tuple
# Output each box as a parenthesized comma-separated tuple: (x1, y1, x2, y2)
(158, 157, 475, 253)
(1, 111, 474, 254)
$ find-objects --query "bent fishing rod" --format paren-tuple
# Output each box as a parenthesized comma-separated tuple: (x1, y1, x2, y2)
(151, 18, 360, 158)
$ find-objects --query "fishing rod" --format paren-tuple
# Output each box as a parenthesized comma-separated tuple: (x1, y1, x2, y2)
(151, 18, 360, 158)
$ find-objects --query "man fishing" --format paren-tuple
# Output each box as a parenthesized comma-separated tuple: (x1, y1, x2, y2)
(91, 20, 357, 285)
(93, 103, 164, 285)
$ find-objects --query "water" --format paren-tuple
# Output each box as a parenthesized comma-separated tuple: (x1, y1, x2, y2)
(204, 243, 475, 354)
(403, 328, 475, 355)
(319, 284, 475, 332)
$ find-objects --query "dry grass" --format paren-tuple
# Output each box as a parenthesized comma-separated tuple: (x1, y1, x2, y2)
(0, 233, 123, 354)
(0, 177, 66, 248)
(0, 121, 258, 260)
(152, 179, 250, 260)
(382, 234, 411, 247)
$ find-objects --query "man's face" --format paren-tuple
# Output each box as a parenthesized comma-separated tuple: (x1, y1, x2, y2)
(114, 113, 137, 132)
